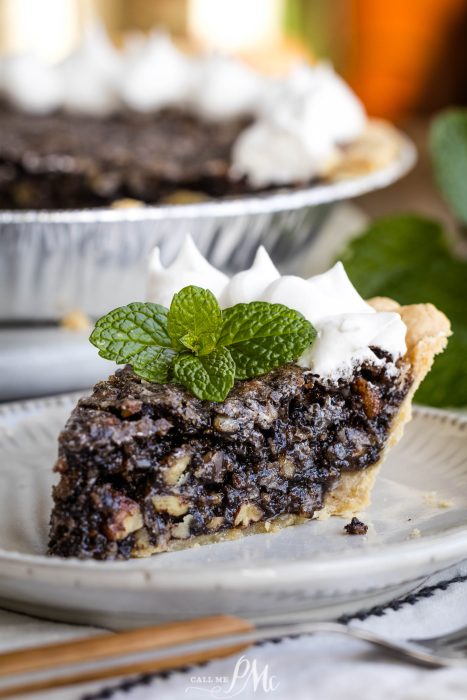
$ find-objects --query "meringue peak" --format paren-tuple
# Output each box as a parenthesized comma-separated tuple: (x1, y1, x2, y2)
(219, 246, 279, 307)
(147, 236, 228, 308)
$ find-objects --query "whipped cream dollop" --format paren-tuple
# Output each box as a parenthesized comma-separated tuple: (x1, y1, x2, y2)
(0, 28, 368, 186)
(0, 26, 263, 120)
(231, 63, 367, 187)
(147, 237, 406, 379)
(189, 53, 263, 121)
(0, 54, 63, 115)
(120, 32, 193, 113)
(298, 312, 407, 377)
(147, 237, 229, 308)
(0, 25, 367, 188)
(219, 247, 280, 307)
(58, 25, 122, 116)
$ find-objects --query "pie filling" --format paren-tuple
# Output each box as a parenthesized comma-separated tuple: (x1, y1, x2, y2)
(0, 108, 257, 210)
(0, 36, 371, 208)
(48, 355, 412, 560)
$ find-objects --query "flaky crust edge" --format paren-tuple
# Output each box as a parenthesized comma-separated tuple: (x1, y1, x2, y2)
(321, 298, 451, 518)
(323, 119, 406, 181)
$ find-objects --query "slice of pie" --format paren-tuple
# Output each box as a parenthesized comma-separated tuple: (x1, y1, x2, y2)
(48, 251, 450, 560)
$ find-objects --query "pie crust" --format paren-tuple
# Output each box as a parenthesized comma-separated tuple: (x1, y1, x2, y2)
(323, 120, 405, 181)
(323, 298, 451, 516)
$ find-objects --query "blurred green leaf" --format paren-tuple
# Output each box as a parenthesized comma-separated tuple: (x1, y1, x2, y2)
(340, 215, 466, 407)
(430, 109, 467, 225)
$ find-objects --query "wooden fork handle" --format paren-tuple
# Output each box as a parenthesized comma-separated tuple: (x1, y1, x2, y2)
(0, 614, 253, 678)
(0, 640, 251, 698)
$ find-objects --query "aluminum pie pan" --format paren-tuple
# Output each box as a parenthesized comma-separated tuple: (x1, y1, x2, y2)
(0, 130, 416, 321)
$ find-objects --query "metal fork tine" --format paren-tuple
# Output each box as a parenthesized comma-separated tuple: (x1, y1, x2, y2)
(411, 624, 467, 650)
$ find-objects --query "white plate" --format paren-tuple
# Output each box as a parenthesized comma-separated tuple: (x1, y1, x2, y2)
(0, 394, 466, 629)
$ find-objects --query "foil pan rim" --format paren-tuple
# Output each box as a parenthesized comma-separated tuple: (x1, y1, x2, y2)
(0, 131, 416, 225)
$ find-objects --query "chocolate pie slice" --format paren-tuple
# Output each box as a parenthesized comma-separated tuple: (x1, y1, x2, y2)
(48, 248, 450, 560)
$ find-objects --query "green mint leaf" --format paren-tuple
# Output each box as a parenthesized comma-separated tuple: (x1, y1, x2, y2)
(220, 302, 316, 380)
(430, 109, 467, 225)
(180, 332, 200, 353)
(172, 347, 235, 402)
(167, 286, 223, 356)
(131, 346, 177, 383)
(340, 214, 466, 407)
(90, 302, 172, 363)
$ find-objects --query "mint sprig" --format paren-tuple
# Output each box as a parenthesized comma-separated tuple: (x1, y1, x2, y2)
(90, 286, 316, 402)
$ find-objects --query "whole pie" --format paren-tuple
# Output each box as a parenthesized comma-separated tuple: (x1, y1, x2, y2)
(48, 246, 450, 559)
(0, 30, 402, 209)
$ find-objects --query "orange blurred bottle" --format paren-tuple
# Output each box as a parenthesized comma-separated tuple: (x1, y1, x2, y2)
(347, 0, 466, 120)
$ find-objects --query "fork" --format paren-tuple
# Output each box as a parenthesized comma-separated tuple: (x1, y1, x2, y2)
(1, 615, 467, 697)
(283, 620, 467, 666)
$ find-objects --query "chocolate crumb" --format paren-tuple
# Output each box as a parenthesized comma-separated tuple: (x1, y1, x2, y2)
(344, 517, 368, 535)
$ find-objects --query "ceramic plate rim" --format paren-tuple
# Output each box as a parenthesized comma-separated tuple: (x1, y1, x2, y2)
(0, 395, 466, 590)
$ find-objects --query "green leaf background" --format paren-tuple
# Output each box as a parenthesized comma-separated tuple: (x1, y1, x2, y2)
(430, 109, 467, 225)
(340, 215, 466, 407)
